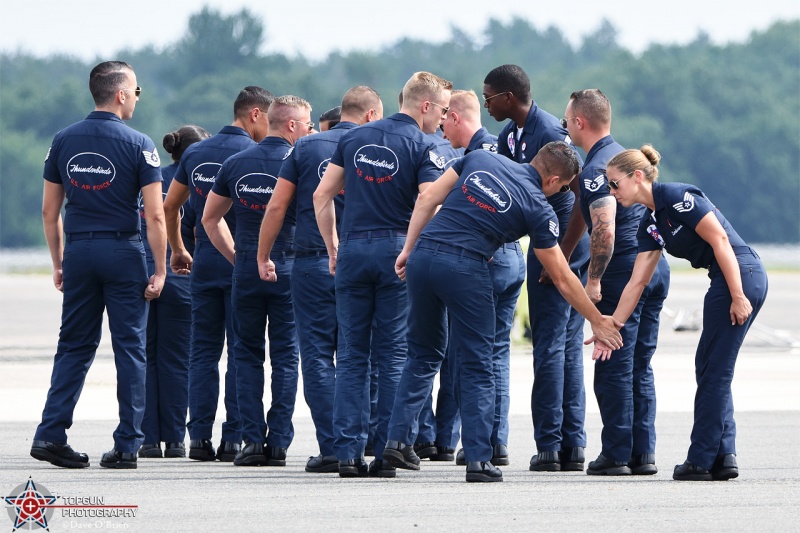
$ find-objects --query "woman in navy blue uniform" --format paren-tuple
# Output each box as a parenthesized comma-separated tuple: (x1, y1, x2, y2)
(596, 145, 768, 481)
(138, 125, 210, 459)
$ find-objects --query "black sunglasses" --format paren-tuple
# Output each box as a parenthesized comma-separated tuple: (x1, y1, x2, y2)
(607, 170, 635, 191)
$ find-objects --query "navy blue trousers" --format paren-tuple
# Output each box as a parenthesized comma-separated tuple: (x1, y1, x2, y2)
(416, 242, 524, 448)
(388, 240, 496, 463)
(232, 251, 298, 447)
(291, 253, 338, 455)
(186, 240, 240, 443)
(631, 256, 670, 455)
(333, 233, 408, 461)
(529, 240, 589, 452)
(141, 259, 191, 445)
(688, 249, 767, 469)
(35, 234, 148, 453)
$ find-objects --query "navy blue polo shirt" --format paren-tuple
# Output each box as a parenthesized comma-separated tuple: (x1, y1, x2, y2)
(211, 136, 296, 253)
(577, 135, 644, 260)
(497, 102, 569, 164)
(428, 131, 465, 170)
(331, 113, 443, 233)
(422, 150, 559, 258)
(465, 127, 498, 154)
(495, 104, 577, 244)
(43, 111, 162, 233)
(139, 162, 194, 256)
(637, 182, 747, 269)
(173, 126, 255, 242)
(279, 121, 357, 251)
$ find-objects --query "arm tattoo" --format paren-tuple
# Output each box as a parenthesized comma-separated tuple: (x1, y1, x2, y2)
(588, 197, 616, 280)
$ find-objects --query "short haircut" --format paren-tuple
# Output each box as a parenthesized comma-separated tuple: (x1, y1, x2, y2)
(483, 64, 531, 103)
(163, 125, 212, 162)
(268, 95, 312, 129)
(536, 141, 582, 183)
(341, 85, 381, 117)
(89, 61, 133, 106)
(401, 71, 452, 109)
(449, 89, 480, 121)
(319, 106, 342, 125)
(569, 89, 611, 127)
(233, 86, 274, 119)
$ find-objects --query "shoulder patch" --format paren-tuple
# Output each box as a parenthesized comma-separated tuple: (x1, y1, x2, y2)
(481, 143, 497, 152)
(45, 147, 51, 162)
(429, 150, 445, 169)
(647, 224, 665, 247)
(549, 220, 560, 238)
(673, 191, 695, 213)
(143, 148, 160, 167)
(283, 146, 294, 160)
(584, 174, 606, 192)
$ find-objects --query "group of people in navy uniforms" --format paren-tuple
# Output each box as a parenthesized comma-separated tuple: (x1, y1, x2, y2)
(31, 61, 767, 484)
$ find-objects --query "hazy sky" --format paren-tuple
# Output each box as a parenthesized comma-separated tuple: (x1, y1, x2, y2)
(1, 0, 798, 62)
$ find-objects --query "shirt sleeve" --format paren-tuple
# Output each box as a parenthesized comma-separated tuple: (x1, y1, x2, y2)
(137, 135, 163, 188)
(417, 141, 445, 185)
(636, 211, 664, 253)
(279, 146, 301, 186)
(526, 201, 559, 250)
(42, 137, 62, 184)
(664, 186, 715, 230)
(211, 162, 232, 198)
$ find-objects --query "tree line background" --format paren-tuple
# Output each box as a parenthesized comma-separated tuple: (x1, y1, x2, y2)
(1, 8, 798, 247)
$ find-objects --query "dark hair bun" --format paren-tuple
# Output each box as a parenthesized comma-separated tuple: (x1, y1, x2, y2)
(162, 131, 180, 154)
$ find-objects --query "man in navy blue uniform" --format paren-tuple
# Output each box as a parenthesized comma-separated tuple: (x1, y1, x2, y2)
(483, 64, 592, 472)
(314, 71, 452, 478)
(438, 89, 525, 467)
(32, 61, 167, 470)
(202, 95, 313, 467)
(258, 87, 384, 473)
(558, 90, 671, 475)
(384, 142, 623, 482)
(163, 86, 274, 462)
(411, 94, 465, 462)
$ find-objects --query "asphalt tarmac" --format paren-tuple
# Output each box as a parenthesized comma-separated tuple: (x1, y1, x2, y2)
(1, 272, 798, 532)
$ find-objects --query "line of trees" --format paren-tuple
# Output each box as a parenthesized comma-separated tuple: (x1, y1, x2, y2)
(1, 8, 798, 247)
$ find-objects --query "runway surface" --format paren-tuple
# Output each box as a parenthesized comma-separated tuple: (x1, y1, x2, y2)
(1, 272, 798, 531)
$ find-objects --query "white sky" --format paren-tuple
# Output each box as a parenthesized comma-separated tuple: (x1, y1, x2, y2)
(1, 0, 798, 62)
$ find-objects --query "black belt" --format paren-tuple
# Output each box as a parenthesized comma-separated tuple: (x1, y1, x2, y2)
(345, 230, 406, 239)
(295, 249, 329, 258)
(417, 240, 487, 262)
(67, 231, 138, 241)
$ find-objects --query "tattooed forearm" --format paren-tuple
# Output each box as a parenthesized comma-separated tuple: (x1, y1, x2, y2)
(588, 197, 616, 280)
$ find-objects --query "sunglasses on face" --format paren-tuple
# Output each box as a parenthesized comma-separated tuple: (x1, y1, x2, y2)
(607, 170, 635, 191)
